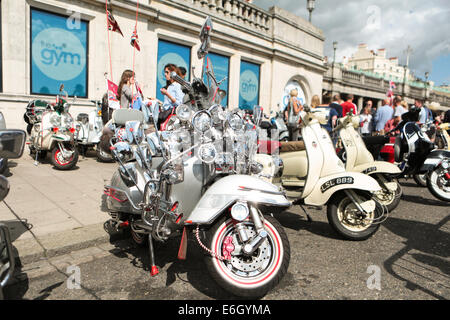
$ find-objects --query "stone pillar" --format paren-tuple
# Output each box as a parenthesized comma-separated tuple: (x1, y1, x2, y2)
(357, 97, 364, 113)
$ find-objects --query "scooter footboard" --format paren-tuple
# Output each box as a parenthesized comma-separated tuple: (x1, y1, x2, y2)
(304, 172, 381, 206)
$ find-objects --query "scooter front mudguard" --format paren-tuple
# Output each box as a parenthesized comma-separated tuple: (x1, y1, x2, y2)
(353, 161, 401, 175)
(303, 172, 381, 207)
(187, 175, 290, 225)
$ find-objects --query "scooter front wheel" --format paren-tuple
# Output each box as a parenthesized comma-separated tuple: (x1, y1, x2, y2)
(427, 167, 450, 202)
(51, 146, 79, 170)
(327, 191, 382, 241)
(204, 215, 290, 298)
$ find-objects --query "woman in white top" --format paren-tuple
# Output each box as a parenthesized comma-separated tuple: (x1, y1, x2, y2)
(359, 105, 373, 136)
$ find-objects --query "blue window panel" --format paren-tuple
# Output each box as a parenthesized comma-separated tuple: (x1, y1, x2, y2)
(156, 40, 191, 102)
(239, 60, 260, 110)
(31, 8, 88, 97)
(203, 52, 229, 106)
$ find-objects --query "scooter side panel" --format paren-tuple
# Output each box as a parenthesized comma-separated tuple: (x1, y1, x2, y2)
(303, 172, 381, 206)
(353, 161, 401, 175)
(280, 151, 307, 179)
(188, 175, 290, 225)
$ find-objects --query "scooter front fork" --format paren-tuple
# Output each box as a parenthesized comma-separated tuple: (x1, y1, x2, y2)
(238, 206, 268, 256)
(344, 189, 371, 214)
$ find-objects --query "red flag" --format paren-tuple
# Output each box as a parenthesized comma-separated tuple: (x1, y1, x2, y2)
(107, 10, 123, 37)
(130, 29, 140, 51)
(106, 79, 120, 109)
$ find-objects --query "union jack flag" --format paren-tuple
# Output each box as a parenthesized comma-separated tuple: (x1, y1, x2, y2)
(107, 10, 123, 37)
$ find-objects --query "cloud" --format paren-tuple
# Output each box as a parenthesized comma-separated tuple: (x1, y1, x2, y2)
(253, 0, 450, 83)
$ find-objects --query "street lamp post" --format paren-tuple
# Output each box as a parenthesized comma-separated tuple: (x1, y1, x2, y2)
(331, 41, 337, 94)
(307, 0, 315, 23)
(424, 71, 429, 103)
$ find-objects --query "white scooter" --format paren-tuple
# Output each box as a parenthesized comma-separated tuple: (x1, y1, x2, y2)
(334, 112, 402, 212)
(267, 107, 385, 241)
(27, 85, 79, 170)
(74, 99, 113, 162)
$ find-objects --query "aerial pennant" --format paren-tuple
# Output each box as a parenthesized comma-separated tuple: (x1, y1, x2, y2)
(130, 29, 140, 51)
(107, 10, 123, 37)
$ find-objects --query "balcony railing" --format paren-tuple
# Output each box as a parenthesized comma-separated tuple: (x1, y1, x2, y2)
(186, 0, 272, 32)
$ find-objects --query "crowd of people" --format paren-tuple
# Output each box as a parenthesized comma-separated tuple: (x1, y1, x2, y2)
(111, 67, 449, 142)
(282, 90, 450, 140)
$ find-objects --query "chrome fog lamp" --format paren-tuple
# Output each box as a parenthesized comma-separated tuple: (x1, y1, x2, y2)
(50, 114, 61, 127)
(230, 201, 249, 221)
(198, 143, 217, 164)
(249, 161, 264, 175)
(228, 113, 244, 131)
(192, 110, 212, 133)
(209, 104, 226, 125)
(176, 104, 192, 122)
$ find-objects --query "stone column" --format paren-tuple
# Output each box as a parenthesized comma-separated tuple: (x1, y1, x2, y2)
(357, 97, 364, 113)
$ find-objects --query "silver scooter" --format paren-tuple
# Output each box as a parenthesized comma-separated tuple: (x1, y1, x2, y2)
(104, 17, 291, 298)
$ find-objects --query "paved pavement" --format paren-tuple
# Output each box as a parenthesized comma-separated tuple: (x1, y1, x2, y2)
(0, 150, 117, 263)
(1, 149, 449, 300)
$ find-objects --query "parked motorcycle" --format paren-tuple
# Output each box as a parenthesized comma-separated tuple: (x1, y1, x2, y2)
(333, 112, 402, 212)
(74, 99, 114, 162)
(27, 85, 79, 170)
(104, 16, 291, 298)
(266, 107, 386, 241)
(0, 129, 26, 299)
(393, 108, 450, 202)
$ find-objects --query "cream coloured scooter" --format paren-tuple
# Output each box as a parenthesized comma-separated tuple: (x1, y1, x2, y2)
(267, 107, 385, 241)
(334, 112, 402, 212)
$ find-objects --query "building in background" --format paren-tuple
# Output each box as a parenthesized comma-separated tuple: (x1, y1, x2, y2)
(0, 0, 325, 129)
(344, 44, 415, 83)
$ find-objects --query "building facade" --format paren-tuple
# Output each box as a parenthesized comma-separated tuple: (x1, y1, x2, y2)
(0, 0, 326, 129)
(344, 44, 414, 83)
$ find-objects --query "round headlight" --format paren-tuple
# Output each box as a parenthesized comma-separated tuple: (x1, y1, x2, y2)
(198, 143, 217, 164)
(230, 202, 249, 221)
(228, 113, 244, 131)
(176, 104, 192, 122)
(192, 110, 212, 133)
(441, 161, 449, 169)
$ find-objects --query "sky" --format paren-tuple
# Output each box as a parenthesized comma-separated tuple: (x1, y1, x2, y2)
(253, 0, 450, 86)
